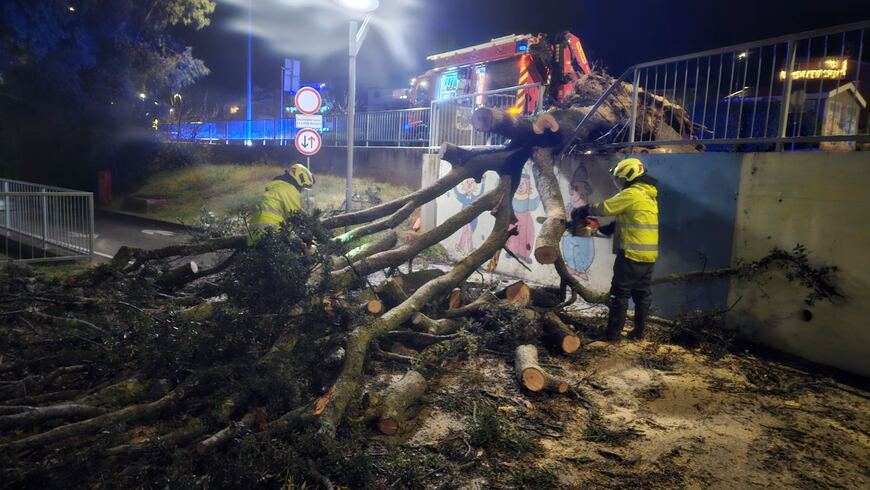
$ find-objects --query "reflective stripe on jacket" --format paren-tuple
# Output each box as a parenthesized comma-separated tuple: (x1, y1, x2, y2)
(589, 182, 658, 263)
(253, 180, 302, 229)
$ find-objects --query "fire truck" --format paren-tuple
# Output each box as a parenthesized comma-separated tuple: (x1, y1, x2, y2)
(410, 32, 593, 115)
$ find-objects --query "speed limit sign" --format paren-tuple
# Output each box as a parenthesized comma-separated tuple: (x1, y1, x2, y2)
(295, 128, 322, 156)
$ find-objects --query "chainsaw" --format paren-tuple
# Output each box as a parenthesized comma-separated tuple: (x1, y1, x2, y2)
(536, 207, 600, 237)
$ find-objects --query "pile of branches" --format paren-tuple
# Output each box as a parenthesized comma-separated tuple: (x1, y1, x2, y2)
(0, 101, 842, 487)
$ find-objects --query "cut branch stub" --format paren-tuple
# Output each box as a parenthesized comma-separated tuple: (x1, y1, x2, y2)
(497, 281, 532, 307)
(514, 344, 568, 393)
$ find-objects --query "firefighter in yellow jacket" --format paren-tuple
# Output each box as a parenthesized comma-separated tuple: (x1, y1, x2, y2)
(251, 164, 315, 241)
(579, 158, 658, 340)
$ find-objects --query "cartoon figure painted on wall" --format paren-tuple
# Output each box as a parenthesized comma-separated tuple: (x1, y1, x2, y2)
(561, 164, 595, 280)
(454, 178, 486, 254)
(507, 172, 540, 263)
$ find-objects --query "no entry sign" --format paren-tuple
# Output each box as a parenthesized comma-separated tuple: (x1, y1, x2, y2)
(295, 128, 322, 156)
(294, 87, 322, 115)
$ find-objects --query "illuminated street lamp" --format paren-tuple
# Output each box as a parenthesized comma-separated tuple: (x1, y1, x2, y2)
(332, 0, 379, 212)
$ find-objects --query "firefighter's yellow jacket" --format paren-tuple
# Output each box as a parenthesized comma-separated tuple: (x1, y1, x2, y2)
(589, 181, 658, 263)
(252, 179, 302, 234)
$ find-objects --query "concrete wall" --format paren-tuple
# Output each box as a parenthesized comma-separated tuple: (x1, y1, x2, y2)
(432, 153, 741, 316)
(202, 144, 425, 189)
(429, 150, 869, 376)
(727, 152, 870, 377)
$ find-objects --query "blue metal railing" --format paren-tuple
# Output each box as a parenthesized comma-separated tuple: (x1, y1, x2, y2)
(159, 108, 431, 147)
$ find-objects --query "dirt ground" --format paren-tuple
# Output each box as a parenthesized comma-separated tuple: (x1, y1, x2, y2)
(371, 317, 870, 489)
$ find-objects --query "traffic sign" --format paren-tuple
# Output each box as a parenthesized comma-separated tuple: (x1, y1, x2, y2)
(294, 87, 322, 115)
(295, 114, 323, 129)
(295, 128, 322, 156)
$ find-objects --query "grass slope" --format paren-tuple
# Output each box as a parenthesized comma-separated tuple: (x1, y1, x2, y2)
(110, 164, 414, 225)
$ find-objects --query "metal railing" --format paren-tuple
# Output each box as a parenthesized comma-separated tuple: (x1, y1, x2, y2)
(565, 21, 870, 153)
(322, 108, 430, 147)
(159, 107, 431, 147)
(1, 179, 94, 263)
(429, 84, 545, 148)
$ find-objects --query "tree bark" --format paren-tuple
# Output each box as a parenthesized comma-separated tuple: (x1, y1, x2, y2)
(370, 370, 427, 435)
(410, 313, 459, 336)
(541, 312, 582, 354)
(496, 281, 532, 306)
(514, 344, 568, 393)
(531, 147, 567, 264)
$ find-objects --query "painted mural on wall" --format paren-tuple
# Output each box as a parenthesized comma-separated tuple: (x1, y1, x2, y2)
(506, 173, 540, 263)
(435, 156, 620, 292)
(453, 178, 486, 255)
(561, 163, 595, 281)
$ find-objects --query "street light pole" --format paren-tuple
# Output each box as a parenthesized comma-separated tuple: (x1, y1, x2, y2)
(346, 15, 372, 212)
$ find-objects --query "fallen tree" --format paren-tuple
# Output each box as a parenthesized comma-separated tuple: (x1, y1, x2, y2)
(0, 71, 844, 488)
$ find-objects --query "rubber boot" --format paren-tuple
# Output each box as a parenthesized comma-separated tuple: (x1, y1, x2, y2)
(604, 296, 628, 341)
(627, 303, 648, 340)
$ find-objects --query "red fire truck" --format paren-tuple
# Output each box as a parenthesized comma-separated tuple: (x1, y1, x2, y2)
(410, 32, 593, 114)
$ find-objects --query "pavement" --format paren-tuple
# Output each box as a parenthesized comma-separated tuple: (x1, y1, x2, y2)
(93, 210, 189, 260)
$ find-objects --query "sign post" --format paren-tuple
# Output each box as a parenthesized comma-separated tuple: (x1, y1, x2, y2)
(295, 128, 321, 212)
(294, 87, 322, 211)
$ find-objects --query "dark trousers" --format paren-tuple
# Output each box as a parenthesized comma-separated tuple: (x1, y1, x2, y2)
(605, 252, 654, 338)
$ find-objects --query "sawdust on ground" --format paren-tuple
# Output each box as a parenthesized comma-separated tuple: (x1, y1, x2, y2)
(399, 334, 870, 489)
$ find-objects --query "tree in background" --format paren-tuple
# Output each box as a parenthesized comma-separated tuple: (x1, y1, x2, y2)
(0, 0, 215, 190)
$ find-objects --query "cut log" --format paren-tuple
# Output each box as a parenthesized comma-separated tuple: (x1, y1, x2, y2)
(514, 344, 568, 394)
(497, 281, 532, 307)
(410, 313, 459, 336)
(155, 261, 199, 289)
(366, 300, 385, 315)
(373, 371, 427, 435)
(541, 313, 582, 354)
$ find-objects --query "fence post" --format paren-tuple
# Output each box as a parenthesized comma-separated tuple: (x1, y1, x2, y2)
(88, 193, 95, 260)
(628, 68, 640, 153)
(3, 181, 9, 234)
(776, 40, 798, 151)
(41, 187, 48, 254)
(429, 102, 437, 149)
(365, 113, 371, 147)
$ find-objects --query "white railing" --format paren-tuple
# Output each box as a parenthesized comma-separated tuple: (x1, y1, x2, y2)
(429, 84, 545, 148)
(563, 21, 870, 154)
(1, 179, 94, 263)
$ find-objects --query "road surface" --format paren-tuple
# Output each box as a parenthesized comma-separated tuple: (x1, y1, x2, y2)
(94, 211, 188, 260)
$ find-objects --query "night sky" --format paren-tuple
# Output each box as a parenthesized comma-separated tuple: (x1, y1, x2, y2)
(181, 0, 869, 99)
